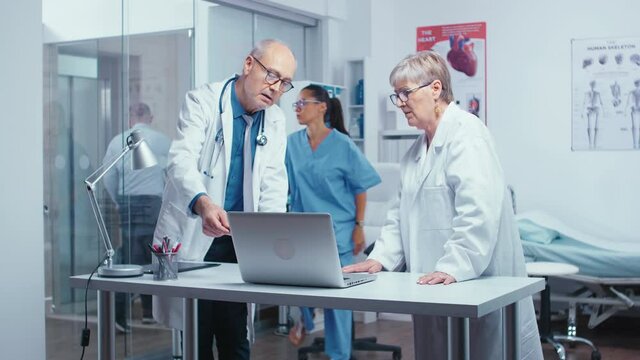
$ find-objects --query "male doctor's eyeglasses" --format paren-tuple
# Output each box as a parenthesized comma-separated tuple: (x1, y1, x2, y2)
(251, 56, 294, 93)
(389, 80, 435, 106)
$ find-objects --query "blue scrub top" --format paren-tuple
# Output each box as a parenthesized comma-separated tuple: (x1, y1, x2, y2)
(285, 129, 381, 254)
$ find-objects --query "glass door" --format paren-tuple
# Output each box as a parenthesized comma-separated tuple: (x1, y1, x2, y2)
(44, 73, 105, 314)
(43, 1, 194, 356)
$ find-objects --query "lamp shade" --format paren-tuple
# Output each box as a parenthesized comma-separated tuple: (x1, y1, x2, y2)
(128, 129, 157, 170)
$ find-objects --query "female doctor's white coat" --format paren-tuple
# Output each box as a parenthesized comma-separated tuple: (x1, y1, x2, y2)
(368, 103, 543, 359)
(151, 76, 289, 330)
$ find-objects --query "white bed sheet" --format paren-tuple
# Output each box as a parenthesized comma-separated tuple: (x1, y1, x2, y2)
(518, 211, 640, 277)
(517, 210, 640, 253)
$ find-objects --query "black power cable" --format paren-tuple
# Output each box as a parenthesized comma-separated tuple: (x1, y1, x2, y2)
(80, 254, 109, 360)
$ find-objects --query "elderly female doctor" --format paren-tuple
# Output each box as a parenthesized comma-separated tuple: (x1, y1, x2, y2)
(343, 51, 543, 359)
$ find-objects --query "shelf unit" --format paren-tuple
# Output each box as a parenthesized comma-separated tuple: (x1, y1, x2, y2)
(345, 59, 365, 152)
(379, 129, 422, 162)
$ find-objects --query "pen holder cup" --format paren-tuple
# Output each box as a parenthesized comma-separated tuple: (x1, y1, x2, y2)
(152, 252, 178, 281)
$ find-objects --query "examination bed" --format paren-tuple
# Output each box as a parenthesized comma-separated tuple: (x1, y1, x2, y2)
(517, 211, 640, 329)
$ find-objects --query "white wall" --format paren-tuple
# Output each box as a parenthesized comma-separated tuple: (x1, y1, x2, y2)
(0, 0, 46, 359)
(342, 0, 371, 61)
(251, 0, 347, 85)
(347, 0, 640, 239)
(341, 1, 401, 160)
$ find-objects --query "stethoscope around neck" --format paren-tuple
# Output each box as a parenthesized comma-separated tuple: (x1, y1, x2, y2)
(218, 75, 268, 146)
(203, 76, 268, 179)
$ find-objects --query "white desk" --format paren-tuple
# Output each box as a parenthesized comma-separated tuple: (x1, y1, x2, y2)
(70, 264, 544, 360)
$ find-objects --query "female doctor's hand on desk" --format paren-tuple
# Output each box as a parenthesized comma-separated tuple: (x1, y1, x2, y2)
(342, 259, 383, 274)
(194, 195, 231, 237)
(417, 271, 457, 286)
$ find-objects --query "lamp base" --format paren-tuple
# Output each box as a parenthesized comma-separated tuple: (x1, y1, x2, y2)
(98, 264, 144, 278)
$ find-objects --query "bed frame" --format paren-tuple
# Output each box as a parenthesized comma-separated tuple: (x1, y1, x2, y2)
(553, 274, 639, 329)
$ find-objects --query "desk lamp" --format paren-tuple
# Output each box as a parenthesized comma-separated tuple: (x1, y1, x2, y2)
(85, 129, 157, 277)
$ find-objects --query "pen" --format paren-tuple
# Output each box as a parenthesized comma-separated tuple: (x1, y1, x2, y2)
(148, 243, 159, 254)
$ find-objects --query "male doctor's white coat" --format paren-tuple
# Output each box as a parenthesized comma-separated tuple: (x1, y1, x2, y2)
(152, 76, 288, 330)
(368, 103, 543, 359)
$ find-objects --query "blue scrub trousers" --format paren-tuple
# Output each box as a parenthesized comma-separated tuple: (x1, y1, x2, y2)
(300, 251, 354, 360)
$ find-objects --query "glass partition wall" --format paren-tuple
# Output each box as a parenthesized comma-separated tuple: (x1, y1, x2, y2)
(42, 1, 318, 358)
(43, 1, 194, 358)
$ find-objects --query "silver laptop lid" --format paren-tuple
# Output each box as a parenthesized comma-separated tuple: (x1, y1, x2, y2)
(228, 212, 349, 288)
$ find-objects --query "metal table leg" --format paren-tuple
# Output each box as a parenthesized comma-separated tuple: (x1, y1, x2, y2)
(172, 328, 183, 359)
(183, 298, 197, 360)
(447, 317, 470, 360)
(504, 301, 520, 360)
(98, 290, 115, 360)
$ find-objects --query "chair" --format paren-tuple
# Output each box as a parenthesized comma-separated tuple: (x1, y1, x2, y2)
(526, 262, 601, 360)
(298, 163, 402, 360)
(297, 320, 402, 360)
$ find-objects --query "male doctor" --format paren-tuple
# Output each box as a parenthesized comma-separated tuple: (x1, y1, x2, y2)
(153, 39, 296, 360)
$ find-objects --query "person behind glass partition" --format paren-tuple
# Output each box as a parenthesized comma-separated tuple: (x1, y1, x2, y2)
(152, 39, 296, 360)
(343, 50, 543, 360)
(103, 102, 171, 329)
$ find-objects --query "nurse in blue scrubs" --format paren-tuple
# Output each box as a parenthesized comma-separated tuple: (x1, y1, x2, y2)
(285, 84, 381, 360)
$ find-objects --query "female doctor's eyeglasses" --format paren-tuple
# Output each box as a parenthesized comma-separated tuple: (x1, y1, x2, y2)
(252, 56, 294, 93)
(389, 80, 435, 106)
(292, 99, 322, 110)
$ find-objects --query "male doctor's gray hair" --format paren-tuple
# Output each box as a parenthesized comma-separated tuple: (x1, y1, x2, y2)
(249, 38, 292, 59)
(389, 50, 454, 103)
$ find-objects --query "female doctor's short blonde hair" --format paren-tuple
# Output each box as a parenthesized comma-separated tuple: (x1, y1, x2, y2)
(389, 50, 454, 104)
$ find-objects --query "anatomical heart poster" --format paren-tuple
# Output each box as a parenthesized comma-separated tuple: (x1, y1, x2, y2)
(571, 37, 640, 151)
(417, 22, 486, 123)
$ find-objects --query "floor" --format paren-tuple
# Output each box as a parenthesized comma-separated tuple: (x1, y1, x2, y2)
(47, 309, 640, 359)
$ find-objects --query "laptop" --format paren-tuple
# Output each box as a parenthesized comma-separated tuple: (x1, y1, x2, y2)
(227, 212, 376, 288)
